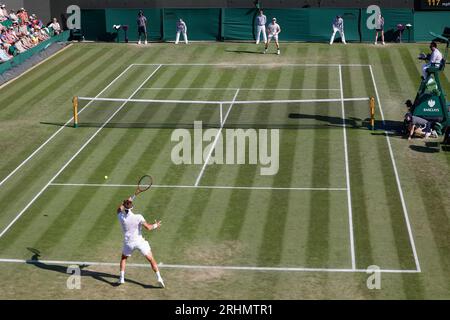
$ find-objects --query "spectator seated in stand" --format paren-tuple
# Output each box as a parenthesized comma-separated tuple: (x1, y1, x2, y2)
(0, 41, 12, 62)
(0, 4, 8, 22)
(48, 18, 62, 35)
(8, 9, 18, 23)
(0, 4, 58, 64)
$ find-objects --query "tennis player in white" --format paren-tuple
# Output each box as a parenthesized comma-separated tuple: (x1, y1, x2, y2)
(255, 9, 267, 45)
(265, 18, 281, 55)
(330, 15, 346, 45)
(117, 197, 164, 288)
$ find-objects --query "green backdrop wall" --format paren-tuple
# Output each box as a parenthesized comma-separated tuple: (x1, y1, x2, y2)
(360, 8, 414, 43)
(105, 9, 163, 41)
(79, 8, 450, 43)
(414, 11, 450, 42)
(222, 8, 360, 42)
(162, 9, 221, 41)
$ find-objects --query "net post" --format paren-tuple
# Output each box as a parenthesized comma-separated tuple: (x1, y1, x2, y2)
(220, 103, 223, 126)
(370, 97, 375, 131)
(73, 96, 79, 128)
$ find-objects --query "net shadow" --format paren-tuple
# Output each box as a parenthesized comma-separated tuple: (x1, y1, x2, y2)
(41, 119, 374, 131)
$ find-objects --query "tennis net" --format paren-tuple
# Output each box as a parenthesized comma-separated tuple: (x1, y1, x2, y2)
(72, 96, 374, 130)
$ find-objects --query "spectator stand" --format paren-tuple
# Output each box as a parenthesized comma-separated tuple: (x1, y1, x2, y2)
(0, 6, 70, 85)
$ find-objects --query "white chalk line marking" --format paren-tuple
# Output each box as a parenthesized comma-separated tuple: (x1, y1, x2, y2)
(0, 258, 420, 274)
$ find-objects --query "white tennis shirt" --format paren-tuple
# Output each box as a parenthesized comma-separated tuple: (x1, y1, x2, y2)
(267, 22, 280, 35)
(118, 209, 146, 243)
(430, 48, 443, 64)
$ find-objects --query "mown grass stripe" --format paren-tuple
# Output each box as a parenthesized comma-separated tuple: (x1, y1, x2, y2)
(0, 131, 97, 252)
(0, 46, 84, 105)
(372, 51, 420, 269)
(255, 66, 290, 267)
(276, 48, 312, 267)
(217, 67, 276, 241)
(342, 62, 374, 269)
(55, 68, 164, 183)
(17, 66, 164, 255)
(0, 53, 147, 189)
(76, 64, 213, 252)
(406, 161, 449, 298)
(167, 67, 256, 250)
(305, 49, 332, 268)
(366, 50, 427, 298)
(398, 47, 422, 89)
(72, 131, 167, 255)
(2, 48, 106, 118)
(132, 65, 226, 257)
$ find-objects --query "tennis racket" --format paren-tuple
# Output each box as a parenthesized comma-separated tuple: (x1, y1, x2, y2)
(134, 175, 153, 197)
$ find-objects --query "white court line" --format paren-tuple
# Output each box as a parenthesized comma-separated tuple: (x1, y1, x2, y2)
(339, 65, 356, 271)
(194, 89, 240, 187)
(77, 96, 370, 105)
(0, 65, 163, 239)
(49, 183, 347, 192)
(140, 87, 341, 91)
(369, 65, 421, 272)
(0, 258, 420, 274)
(132, 63, 371, 67)
(0, 63, 136, 190)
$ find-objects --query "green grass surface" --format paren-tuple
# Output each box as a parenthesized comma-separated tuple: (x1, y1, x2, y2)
(0, 42, 449, 299)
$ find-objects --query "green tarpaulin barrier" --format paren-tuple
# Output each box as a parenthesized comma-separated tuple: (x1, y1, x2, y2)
(360, 8, 414, 43)
(162, 8, 221, 41)
(80, 9, 107, 42)
(224, 8, 360, 42)
(414, 11, 450, 42)
(76, 8, 450, 43)
(106, 9, 163, 41)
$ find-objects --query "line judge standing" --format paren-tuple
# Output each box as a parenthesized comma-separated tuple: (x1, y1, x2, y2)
(137, 10, 148, 45)
(330, 15, 346, 45)
(255, 9, 267, 45)
(175, 18, 188, 44)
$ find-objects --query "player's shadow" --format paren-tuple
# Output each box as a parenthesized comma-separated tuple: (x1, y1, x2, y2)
(288, 113, 367, 129)
(25, 248, 159, 289)
(225, 49, 262, 55)
(409, 143, 441, 153)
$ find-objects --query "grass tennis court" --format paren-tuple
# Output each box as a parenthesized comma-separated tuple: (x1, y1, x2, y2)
(0, 42, 449, 299)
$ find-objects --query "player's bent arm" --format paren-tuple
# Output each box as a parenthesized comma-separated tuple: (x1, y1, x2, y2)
(143, 220, 162, 231)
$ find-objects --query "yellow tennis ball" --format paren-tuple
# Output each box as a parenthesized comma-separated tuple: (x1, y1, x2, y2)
(104, 176, 108, 179)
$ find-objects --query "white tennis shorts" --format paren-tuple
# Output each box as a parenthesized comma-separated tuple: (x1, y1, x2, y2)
(268, 33, 278, 41)
(122, 238, 151, 257)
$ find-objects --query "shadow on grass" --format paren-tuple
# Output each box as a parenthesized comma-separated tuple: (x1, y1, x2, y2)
(409, 145, 441, 153)
(225, 49, 263, 55)
(40, 121, 364, 130)
(25, 248, 159, 289)
(41, 117, 406, 132)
